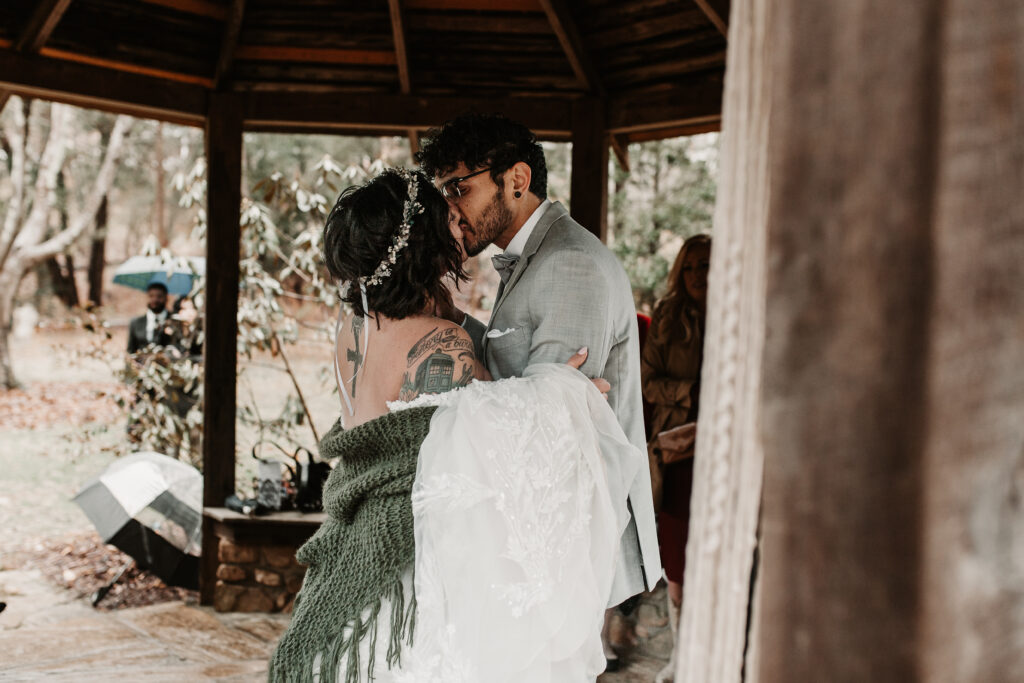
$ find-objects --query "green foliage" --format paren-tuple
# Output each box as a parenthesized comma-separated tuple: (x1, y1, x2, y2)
(60, 125, 716, 481)
(609, 135, 718, 312)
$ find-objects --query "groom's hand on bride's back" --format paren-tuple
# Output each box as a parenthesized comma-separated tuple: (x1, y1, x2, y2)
(565, 347, 611, 399)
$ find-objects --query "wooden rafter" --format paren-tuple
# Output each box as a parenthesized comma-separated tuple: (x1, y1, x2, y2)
(233, 46, 396, 66)
(538, 0, 603, 94)
(625, 120, 720, 142)
(405, 0, 541, 10)
(692, 0, 729, 38)
(606, 81, 722, 134)
(0, 48, 208, 126)
(388, 0, 412, 92)
(244, 91, 574, 138)
(15, 0, 73, 53)
(138, 0, 228, 21)
(386, 0, 420, 155)
(213, 0, 246, 88)
(38, 47, 214, 87)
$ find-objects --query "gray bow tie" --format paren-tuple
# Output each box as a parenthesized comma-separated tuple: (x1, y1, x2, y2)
(491, 253, 520, 284)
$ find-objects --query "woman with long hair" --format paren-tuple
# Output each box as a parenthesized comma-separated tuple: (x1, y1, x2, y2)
(641, 233, 711, 683)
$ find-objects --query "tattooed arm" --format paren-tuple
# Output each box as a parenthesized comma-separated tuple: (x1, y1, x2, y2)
(398, 323, 491, 402)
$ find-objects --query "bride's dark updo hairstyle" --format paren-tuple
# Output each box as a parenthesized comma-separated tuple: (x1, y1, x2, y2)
(322, 169, 467, 319)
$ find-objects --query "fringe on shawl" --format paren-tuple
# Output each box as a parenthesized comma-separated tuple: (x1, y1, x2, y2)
(267, 569, 417, 683)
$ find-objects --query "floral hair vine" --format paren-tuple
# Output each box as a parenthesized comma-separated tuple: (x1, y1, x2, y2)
(338, 169, 425, 298)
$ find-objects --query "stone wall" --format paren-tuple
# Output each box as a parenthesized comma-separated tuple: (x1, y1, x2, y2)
(213, 538, 305, 613)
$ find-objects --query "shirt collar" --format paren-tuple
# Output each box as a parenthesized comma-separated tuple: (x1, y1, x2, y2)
(147, 309, 168, 322)
(503, 199, 550, 258)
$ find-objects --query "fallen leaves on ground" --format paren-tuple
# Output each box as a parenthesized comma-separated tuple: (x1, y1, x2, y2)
(15, 531, 198, 610)
(0, 382, 128, 430)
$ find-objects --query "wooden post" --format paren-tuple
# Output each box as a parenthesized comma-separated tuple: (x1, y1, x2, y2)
(680, 0, 1024, 681)
(200, 92, 242, 604)
(675, 0, 767, 679)
(569, 98, 608, 241)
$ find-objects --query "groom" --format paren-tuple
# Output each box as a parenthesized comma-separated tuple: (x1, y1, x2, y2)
(416, 114, 662, 644)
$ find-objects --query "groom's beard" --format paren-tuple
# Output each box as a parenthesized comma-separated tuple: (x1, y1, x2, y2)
(463, 189, 514, 257)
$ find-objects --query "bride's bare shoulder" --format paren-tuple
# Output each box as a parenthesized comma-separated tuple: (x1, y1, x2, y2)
(394, 318, 482, 402)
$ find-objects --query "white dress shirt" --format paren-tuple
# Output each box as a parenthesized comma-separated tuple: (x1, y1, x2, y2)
(146, 309, 168, 342)
(504, 199, 550, 257)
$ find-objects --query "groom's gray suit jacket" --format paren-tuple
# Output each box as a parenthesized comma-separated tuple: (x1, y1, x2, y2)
(480, 201, 662, 603)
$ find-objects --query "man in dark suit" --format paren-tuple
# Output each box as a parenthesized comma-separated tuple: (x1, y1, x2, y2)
(127, 282, 172, 353)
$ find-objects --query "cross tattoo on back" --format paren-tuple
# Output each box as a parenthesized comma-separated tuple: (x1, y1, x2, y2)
(346, 317, 365, 397)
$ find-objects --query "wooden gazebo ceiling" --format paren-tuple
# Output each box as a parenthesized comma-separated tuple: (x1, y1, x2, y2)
(0, 0, 727, 141)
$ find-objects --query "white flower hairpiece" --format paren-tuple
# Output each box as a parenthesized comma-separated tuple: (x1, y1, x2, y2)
(338, 169, 425, 299)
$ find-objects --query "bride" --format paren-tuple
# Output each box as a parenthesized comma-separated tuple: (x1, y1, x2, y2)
(268, 169, 643, 683)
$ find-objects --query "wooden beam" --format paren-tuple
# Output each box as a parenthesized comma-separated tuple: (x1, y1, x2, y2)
(233, 46, 396, 66)
(213, 0, 246, 89)
(570, 97, 609, 241)
(388, 0, 412, 93)
(38, 47, 215, 87)
(414, 14, 550, 34)
(199, 91, 243, 603)
(405, 0, 541, 10)
(607, 80, 723, 134)
(610, 133, 630, 172)
(0, 49, 207, 126)
(538, 0, 603, 94)
(386, 0, 421, 155)
(245, 91, 574, 138)
(15, 0, 73, 53)
(625, 119, 721, 142)
(692, 0, 729, 38)
(138, 0, 228, 21)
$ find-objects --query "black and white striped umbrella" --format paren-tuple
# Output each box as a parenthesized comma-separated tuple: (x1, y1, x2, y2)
(74, 451, 202, 590)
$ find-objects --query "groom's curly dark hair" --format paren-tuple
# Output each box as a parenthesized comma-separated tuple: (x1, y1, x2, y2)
(322, 169, 467, 319)
(415, 113, 548, 199)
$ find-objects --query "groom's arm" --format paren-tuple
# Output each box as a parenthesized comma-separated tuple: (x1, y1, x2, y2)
(526, 249, 616, 376)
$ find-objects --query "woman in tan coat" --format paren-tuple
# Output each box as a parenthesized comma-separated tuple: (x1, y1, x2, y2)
(641, 233, 710, 683)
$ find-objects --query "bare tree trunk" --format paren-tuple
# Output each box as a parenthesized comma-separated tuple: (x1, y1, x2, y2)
(0, 265, 22, 389)
(154, 122, 167, 246)
(45, 170, 80, 309)
(45, 253, 79, 309)
(0, 109, 132, 388)
(87, 196, 108, 306)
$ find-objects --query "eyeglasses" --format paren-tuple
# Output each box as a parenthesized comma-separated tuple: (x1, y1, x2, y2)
(439, 167, 492, 200)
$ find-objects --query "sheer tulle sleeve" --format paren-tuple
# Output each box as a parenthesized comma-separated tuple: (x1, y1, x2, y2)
(397, 363, 642, 683)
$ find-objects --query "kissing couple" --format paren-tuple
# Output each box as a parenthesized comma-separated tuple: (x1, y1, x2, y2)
(269, 114, 661, 683)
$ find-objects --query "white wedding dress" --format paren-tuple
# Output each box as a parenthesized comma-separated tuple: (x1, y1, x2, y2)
(322, 362, 642, 683)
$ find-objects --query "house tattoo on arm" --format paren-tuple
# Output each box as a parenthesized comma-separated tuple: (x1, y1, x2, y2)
(398, 327, 477, 402)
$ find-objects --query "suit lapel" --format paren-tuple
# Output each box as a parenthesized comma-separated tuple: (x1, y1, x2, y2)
(489, 202, 567, 323)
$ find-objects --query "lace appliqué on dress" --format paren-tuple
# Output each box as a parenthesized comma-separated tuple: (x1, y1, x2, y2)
(400, 365, 637, 683)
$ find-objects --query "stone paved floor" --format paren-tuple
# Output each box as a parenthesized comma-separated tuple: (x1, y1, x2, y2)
(1, 567, 671, 682)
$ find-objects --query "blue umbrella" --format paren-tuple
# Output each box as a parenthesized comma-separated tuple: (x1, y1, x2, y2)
(113, 255, 205, 296)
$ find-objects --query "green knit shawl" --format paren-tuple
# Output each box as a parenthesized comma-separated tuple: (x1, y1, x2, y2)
(268, 406, 437, 683)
